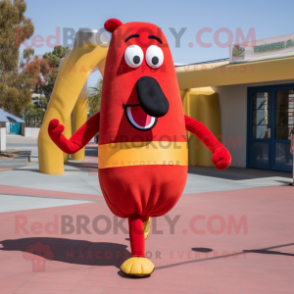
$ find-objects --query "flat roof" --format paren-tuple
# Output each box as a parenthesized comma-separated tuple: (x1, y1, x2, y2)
(175, 58, 229, 67)
(176, 56, 294, 89)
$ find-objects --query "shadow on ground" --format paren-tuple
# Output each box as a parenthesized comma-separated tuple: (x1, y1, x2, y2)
(188, 166, 292, 180)
(0, 237, 130, 268)
(156, 242, 294, 270)
(243, 249, 294, 257)
(2, 238, 294, 274)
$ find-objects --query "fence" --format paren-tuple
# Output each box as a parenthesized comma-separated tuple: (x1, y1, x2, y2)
(25, 115, 43, 128)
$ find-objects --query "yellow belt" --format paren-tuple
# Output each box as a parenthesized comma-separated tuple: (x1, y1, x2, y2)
(98, 141, 188, 169)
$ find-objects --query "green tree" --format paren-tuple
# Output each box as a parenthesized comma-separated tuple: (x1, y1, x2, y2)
(24, 95, 47, 127)
(40, 46, 68, 100)
(87, 79, 103, 117)
(37, 95, 48, 111)
(24, 45, 68, 101)
(0, 0, 34, 116)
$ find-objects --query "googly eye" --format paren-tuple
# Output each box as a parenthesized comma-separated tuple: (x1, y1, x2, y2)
(124, 45, 144, 68)
(145, 45, 164, 69)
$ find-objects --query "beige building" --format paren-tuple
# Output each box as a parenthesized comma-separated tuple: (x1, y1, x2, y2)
(176, 34, 294, 172)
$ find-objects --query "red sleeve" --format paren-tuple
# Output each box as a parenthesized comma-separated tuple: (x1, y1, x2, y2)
(48, 112, 100, 154)
(184, 115, 223, 153)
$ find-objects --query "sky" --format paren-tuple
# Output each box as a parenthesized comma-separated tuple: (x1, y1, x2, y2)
(21, 0, 294, 88)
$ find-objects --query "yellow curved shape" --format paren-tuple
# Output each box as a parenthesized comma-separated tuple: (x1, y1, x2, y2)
(98, 141, 188, 169)
(70, 53, 106, 161)
(143, 217, 151, 240)
(179, 89, 187, 103)
(71, 96, 88, 161)
(63, 117, 72, 163)
(182, 87, 221, 167)
(38, 44, 108, 175)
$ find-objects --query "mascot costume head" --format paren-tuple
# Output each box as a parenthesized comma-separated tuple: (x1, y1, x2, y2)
(48, 18, 231, 277)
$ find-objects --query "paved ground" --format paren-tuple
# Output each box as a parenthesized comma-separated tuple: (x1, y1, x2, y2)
(1, 135, 294, 294)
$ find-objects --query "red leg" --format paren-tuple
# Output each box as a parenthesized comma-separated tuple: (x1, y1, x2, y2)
(121, 214, 155, 276)
(128, 214, 145, 257)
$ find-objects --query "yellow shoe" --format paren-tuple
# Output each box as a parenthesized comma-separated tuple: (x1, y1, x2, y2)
(143, 217, 151, 240)
(120, 257, 154, 277)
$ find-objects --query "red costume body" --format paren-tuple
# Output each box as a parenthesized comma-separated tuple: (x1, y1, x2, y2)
(48, 19, 231, 276)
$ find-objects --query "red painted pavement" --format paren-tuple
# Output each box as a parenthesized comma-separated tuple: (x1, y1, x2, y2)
(0, 185, 103, 201)
(0, 185, 294, 293)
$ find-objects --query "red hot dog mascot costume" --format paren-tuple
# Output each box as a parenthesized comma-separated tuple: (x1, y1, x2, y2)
(48, 19, 231, 277)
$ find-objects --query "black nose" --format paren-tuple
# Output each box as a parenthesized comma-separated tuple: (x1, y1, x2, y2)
(136, 76, 169, 117)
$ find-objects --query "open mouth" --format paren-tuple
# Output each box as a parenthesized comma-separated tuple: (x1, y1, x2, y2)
(124, 104, 157, 131)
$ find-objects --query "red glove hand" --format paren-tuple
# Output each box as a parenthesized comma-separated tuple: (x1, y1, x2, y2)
(184, 115, 231, 170)
(212, 148, 231, 170)
(48, 113, 100, 154)
(48, 119, 74, 153)
(48, 119, 64, 142)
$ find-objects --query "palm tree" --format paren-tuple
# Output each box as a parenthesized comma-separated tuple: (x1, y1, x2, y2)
(87, 79, 103, 117)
